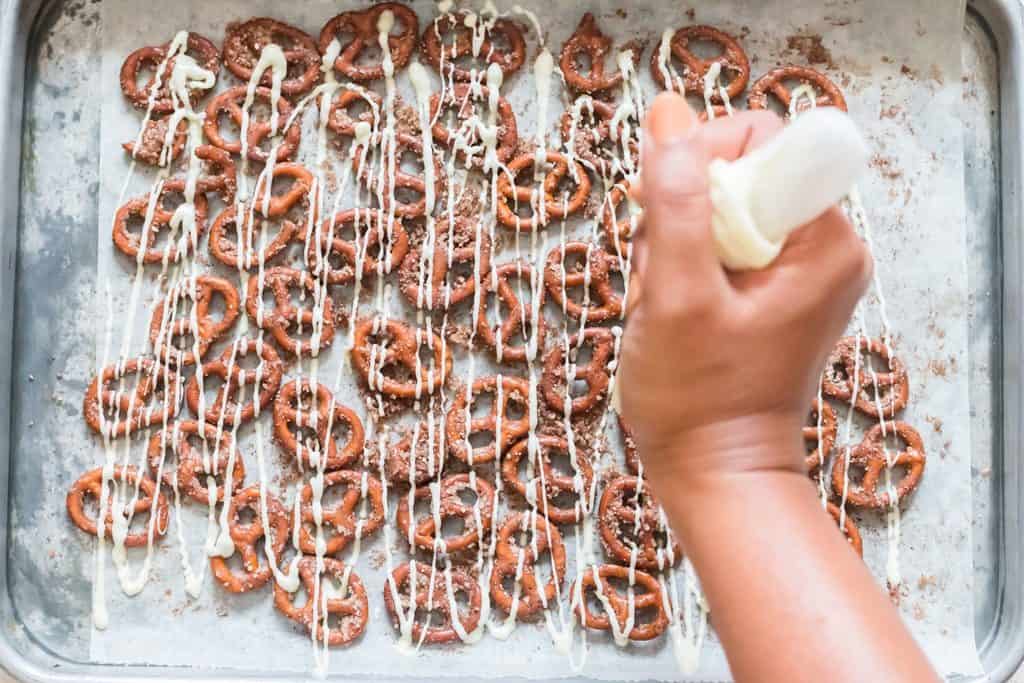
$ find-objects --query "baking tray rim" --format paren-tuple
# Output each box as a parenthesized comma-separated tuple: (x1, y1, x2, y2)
(0, 0, 1021, 680)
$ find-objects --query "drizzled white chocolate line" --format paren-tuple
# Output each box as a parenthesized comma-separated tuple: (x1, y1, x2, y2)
(94, 30, 217, 628)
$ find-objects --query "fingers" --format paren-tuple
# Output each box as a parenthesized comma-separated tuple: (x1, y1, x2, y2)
(700, 109, 785, 162)
(737, 206, 873, 312)
(634, 93, 729, 310)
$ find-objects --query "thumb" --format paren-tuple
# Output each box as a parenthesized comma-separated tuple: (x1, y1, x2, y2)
(638, 93, 728, 308)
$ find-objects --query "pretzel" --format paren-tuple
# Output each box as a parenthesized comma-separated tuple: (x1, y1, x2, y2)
(572, 564, 669, 641)
(827, 503, 863, 557)
(320, 3, 419, 82)
(446, 375, 531, 465)
(384, 424, 445, 487)
(476, 262, 547, 365)
(273, 379, 365, 471)
(194, 145, 238, 203)
(748, 66, 848, 115)
(111, 179, 209, 265)
(601, 180, 639, 257)
(832, 421, 926, 508)
(420, 12, 526, 81)
(122, 116, 186, 166)
(186, 338, 283, 427)
(491, 511, 567, 620)
(83, 358, 183, 439)
(274, 557, 369, 646)
(651, 25, 750, 100)
(559, 13, 641, 94)
(210, 485, 290, 593)
(560, 99, 638, 178)
(619, 415, 642, 476)
(598, 476, 680, 572)
(383, 561, 482, 644)
(298, 469, 384, 555)
(501, 435, 595, 525)
(203, 86, 301, 163)
(429, 83, 518, 168)
(395, 473, 495, 553)
(803, 398, 838, 475)
(66, 465, 168, 547)
(306, 208, 409, 285)
(148, 275, 240, 367)
(350, 317, 452, 398)
(822, 336, 909, 418)
(540, 327, 615, 416)
(496, 152, 591, 231)
(208, 207, 300, 272)
(146, 421, 245, 506)
(223, 18, 321, 97)
(353, 132, 443, 219)
(398, 215, 491, 310)
(245, 266, 336, 357)
(248, 162, 314, 219)
(326, 89, 382, 137)
(545, 241, 624, 323)
(698, 104, 732, 122)
(119, 32, 219, 113)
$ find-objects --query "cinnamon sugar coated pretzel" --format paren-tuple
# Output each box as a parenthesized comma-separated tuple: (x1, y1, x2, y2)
(273, 379, 366, 471)
(832, 421, 926, 508)
(111, 180, 208, 265)
(203, 86, 301, 163)
(490, 511, 567, 620)
(306, 209, 410, 285)
(210, 486, 290, 593)
(298, 469, 384, 554)
(67, 466, 169, 547)
(573, 564, 670, 641)
(146, 421, 245, 506)
(445, 375, 531, 464)
(186, 338, 283, 427)
(496, 151, 591, 230)
(383, 561, 482, 644)
(83, 359, 183, 438)
(822, 336, 910, 418)
(350, 317, 452, 398)
(475, 262, 547, 365)
(651, 25, 750, 99)
(148, 275, 240, 367)
(320, 3, 419, 82)
(559, 13, 640, 94)
(223, 18, 321, 97)
(749, 65, 848, 114)
(274, 557, 370, 646)
(119, 32, 220, 112)
(79, 6, 932, 664)
(501, 435, 595, 525)
(420, 12, 526, 81)
(395, 473, 495, 553)
(598, 475, 680, 572)
(245, 267, 336, 357)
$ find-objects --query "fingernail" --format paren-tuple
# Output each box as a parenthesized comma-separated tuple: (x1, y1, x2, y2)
(646, 92, 697, 146)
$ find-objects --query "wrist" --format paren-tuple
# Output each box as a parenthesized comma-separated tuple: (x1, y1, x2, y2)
(635, 411, 806, 486)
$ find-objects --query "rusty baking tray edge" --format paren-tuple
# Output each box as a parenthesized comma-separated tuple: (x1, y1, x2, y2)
(0, 0, 1021, 680)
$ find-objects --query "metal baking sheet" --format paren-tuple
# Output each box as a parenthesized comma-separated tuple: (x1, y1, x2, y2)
(0, 0, 1020, 680)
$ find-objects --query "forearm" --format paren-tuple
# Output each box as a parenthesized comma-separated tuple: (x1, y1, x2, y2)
(646, 438, 939, 683)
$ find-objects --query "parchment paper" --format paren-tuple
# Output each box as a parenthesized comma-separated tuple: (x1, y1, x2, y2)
(87, 0, 980, 679)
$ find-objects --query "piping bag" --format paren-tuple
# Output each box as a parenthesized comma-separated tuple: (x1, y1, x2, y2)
(612, 106, 869, 410)
(709, 106, 870, 270)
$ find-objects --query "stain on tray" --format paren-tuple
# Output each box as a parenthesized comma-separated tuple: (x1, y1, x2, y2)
(785, 34, 834, 68)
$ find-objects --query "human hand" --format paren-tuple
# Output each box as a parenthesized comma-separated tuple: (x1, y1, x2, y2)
(618, 92, 872, 485)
